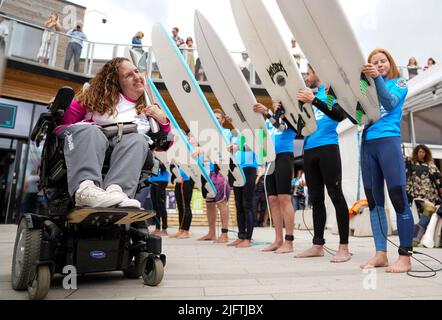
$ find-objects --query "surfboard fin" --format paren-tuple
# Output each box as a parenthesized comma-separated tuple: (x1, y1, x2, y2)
(296, 115, 305, 139)
(360, 73, 370, 96)
(327, 86, 337, 110)
(356, 102, 367, 125)
(201, 176, 209, 199)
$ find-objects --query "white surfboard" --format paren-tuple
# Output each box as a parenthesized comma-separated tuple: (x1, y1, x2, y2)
(230, 0, 317, 136)
(194, 10, 276, 163)
(151, 23, 246, 187)
(277, 0, 381, 125)
(149, 78, 217, 198)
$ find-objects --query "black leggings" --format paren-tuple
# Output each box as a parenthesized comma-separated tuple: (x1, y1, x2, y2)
(234, 167, 257, 240)
(303, 145, 349, 245)
(175, 179, 195, 231)
(151, 181, 168, 230)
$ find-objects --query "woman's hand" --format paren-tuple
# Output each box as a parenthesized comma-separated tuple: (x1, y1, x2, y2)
(192, 147, 202, 159)
(297, 88, 315, 104)
(253, 103, 268, 115)
(142, 104, 167, 124)
(363, 63, 380, 79)
(228, 144, 239, 154)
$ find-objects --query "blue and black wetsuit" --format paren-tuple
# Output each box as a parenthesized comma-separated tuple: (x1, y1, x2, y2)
(361, 76, 414, 256)
(265, 120, 296, 196)
(303, 85, 350, 246)
(149, 167, 170, 230)
(233, 136, 258, 241)
(174, 168, 194, 232)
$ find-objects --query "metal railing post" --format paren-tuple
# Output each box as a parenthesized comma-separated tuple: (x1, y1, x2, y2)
(49, 32, 59, 67)
(83, 42, 91, 75)
(410, 111, 417, 147)
(112, 44, 118, 59)
(87, 43, 95, 76)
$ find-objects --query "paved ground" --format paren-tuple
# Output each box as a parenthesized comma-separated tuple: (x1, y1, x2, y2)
(1, 224, 442, 300)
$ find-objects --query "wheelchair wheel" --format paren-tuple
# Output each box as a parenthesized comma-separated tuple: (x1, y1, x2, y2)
(123, 252, 148, 279)
(142, 256, 164, 286)
(11, 218, 42, 291)
(28, 265, 51, 300)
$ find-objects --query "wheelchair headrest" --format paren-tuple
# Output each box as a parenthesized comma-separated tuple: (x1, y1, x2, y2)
(48, 87, 75, 113)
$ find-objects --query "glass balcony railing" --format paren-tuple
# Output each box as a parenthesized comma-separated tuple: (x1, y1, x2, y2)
(0, 14, 276, 88)
(1, 14, 416, 88)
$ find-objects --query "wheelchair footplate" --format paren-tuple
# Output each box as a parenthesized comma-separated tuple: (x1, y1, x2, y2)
(68, 207, 156, 225)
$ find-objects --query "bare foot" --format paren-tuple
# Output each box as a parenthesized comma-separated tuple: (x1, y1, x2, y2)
(295, 245, 324, 258)
(176, 231, 191, 239)
(262, 241, 283, 252)
(214, 234, 229, 244)
(275, 241, 294, 254)
(227, 239, 243, 247)
(170, 231, 183, 238)
(236, 240, 252, 248)
(360, 252, 389, 269)
(386, 256, 412, 273)
(152, 229, 162, 236)
(331, 245, 352, 263)
(160, 230, 168, 237)
(197, 234, 216, 241)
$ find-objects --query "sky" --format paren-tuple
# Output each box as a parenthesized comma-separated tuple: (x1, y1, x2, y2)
(70, 0, 441, 68)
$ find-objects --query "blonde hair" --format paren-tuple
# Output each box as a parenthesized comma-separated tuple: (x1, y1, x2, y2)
(368, 48, 401, 80)
(135, 31, 144, 38)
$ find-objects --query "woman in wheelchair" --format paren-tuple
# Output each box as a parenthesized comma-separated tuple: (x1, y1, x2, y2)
(55, 57, 172, 209)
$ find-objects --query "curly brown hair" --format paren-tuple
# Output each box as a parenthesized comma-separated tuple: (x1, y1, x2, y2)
(75, 57, 144, 116)
(412, 144, 434, 164)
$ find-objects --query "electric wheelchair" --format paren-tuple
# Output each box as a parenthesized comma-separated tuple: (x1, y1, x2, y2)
(11, 87, 167, 300)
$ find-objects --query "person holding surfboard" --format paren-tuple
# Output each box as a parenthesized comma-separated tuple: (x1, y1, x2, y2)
(194, 109, 233, 244)
(227, 124, 259, 249)
(253, 101, 297, 254)
(360, 49, 413, 273)
(172, 132, 196, 239)
(295, 65, 352, 263)
(149, 162, 170, 237)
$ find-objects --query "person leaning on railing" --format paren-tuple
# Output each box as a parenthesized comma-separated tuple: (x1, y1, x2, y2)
(0, 13, 9, 53)
(64, 21, 88, 73)
(37, 12, 61, 65)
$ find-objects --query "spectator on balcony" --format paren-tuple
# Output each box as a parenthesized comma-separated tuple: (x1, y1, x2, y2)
(407, 57, 421, 80)
(37, 12, 61, 65)
(64, 21, 88, 73)
(424, 58, 436, 71)
(171, 27, 185, 48)
(239, 52, 251, 82)
(291, 38, 303, 68)
(0, 13, 9, 53)
(132, 31, 145, 54)
(195, 57, 207, 82)
(184, 37, 196, 75)
(239, 52, 261, 85)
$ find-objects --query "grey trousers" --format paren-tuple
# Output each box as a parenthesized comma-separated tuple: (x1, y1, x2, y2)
(64, 42, 82, 72)
(60, 124, 150, 198)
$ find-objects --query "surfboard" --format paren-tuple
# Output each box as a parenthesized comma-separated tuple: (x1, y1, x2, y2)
(194, 10, 276, 164)
(148, 79, 217, 198)
(151, 23, 246, 187)
(229, 0, 317, 137)
(276, 0, 381, 125)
